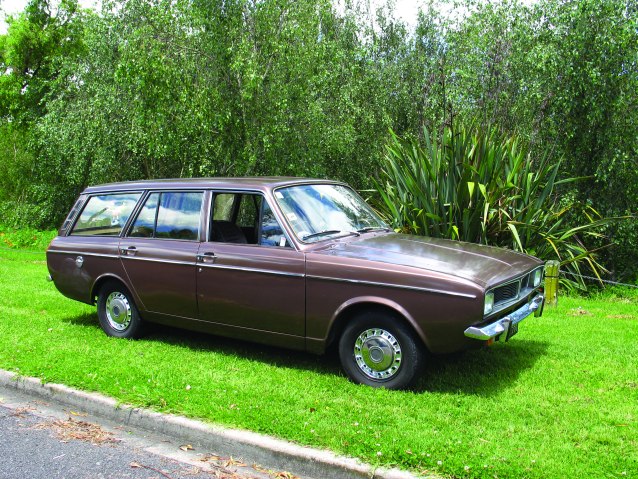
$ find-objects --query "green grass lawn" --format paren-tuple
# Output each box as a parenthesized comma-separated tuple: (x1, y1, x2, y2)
(0, 246, 636, 479)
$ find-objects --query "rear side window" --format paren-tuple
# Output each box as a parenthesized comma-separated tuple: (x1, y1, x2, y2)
(70, 193, 142, 236)
(130, 193, 159, 238)
(129, 191, 203, 241)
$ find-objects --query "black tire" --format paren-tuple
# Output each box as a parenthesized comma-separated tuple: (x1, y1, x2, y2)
(97, 280, 144, 339)
(338, 311, 425, 390)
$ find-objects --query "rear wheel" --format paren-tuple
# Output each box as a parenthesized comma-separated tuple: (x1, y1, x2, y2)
(338, 311, 425, 390)
(97, 280, 144, 338)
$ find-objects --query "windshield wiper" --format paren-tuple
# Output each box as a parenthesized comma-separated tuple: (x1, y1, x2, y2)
(357, 227, 391, 233)
(302, 230, 360, 241)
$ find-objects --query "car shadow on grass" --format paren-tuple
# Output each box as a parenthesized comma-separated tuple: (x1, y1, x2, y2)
(61, 313, 548, 395)
(62, 313, 345, 378)
(416, 339, 550, 396)
(63, 312, 99, 327)
(145, 323, 345, 377)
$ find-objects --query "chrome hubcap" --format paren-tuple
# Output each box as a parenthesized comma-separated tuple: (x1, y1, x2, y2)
(354, 328, 402, 380)
(105, 292, 131, 331)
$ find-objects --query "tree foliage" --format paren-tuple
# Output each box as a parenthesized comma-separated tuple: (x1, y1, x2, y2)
(0, 0, 636, 281)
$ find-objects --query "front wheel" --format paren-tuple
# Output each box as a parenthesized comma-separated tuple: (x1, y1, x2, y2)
(97, 280, 144, 339)
(338, 312, 425, 390)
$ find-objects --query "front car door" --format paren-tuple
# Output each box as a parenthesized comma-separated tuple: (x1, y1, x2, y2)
(196, 191, 306, 349)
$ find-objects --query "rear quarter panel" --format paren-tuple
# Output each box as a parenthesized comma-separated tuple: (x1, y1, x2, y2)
(47, 236, 127, 305)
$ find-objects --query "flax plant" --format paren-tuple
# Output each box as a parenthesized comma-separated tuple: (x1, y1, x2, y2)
(375, 125, 608, 289)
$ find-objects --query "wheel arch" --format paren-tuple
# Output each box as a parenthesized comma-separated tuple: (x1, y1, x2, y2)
(91, 274, 137, 306)
(326, 296, 430, 352)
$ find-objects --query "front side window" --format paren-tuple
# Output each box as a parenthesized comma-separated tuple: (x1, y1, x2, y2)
(210, 192, 289, 247)
(273, 184, 388, 243)
(212, 193, 236, 221)
(128, 191, 203, 241)
(71, 192, 142, 236)
(260, 201, 287, 247)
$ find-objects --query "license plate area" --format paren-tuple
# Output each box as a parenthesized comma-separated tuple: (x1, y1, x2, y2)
(505, 321, 519, 341)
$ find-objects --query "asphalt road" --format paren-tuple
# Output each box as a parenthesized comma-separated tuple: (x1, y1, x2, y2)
(0, 387, 291, 479)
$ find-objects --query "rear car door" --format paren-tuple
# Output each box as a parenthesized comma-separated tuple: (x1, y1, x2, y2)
(119, 190, 204, 319)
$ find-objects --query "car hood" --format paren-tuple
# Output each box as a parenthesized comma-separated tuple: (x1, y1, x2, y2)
(319, 233, 542, 287)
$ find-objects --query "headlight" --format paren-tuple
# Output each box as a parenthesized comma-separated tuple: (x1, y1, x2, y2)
(533, 268, 543, 287)
(484, 291, 494, 316)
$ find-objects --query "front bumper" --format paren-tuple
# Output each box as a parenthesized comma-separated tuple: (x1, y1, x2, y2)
(464, 293, 544, 341)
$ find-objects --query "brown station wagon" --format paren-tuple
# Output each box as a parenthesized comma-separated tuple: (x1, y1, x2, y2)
(47, 177, 545, 389)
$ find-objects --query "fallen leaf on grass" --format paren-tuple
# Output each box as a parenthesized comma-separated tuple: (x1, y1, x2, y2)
(568, 307, 591, 316)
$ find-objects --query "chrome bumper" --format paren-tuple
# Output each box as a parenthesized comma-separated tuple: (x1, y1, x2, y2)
(464, 293, 544, 341)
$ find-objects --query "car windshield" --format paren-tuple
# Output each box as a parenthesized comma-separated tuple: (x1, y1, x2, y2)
(273, 184, 389, 243)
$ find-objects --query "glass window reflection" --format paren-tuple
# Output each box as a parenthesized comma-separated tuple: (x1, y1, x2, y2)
(273, 184, 388, 243)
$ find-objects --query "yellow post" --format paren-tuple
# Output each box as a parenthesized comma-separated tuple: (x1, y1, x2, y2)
(544, 260, 560, 307)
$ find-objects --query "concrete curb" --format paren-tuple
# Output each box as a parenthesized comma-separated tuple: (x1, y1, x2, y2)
(0, 370, 422, 479)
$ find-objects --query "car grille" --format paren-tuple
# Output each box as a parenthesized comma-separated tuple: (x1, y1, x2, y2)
(494, 280, 520, 305)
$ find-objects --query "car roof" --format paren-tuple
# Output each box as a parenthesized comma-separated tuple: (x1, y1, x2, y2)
(82, 177, 343, 194)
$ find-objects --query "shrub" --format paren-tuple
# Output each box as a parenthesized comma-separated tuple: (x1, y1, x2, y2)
(0, 224, 57, 250)
(374, 124, 609, 290)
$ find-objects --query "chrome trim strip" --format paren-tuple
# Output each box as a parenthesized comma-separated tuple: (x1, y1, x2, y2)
(198, 263, 305, 278)
(306, 275, 476, 299)
(465, 294, 544, 340)
(47, 250, 120, 259)
(120, 256, 197, 267)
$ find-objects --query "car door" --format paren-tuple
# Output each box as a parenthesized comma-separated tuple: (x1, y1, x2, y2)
(196, 192, 306, 342)
(119, 190, 204, 319)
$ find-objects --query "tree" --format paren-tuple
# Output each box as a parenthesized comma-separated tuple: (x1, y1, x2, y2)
(0, 0, 85, 124)
(0, 0, 85, 226)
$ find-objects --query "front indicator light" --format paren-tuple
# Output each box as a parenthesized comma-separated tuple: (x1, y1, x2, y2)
(484, 291, 494, 316)
(533, 268, 543, 287)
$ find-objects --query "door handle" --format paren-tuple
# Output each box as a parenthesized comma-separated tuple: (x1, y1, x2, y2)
(197, 252, 216, 264)
(120, 246, 137, 256)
